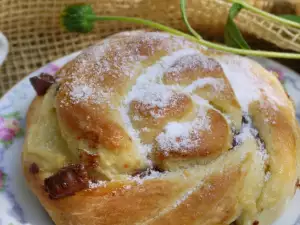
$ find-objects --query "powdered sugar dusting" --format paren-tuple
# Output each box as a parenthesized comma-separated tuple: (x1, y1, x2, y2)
(234, 117, 269, 163)
(184, 78, 225, 93)
(156, 108, 210, 154)
(166, 54, 219, 76)
(119, 100, 154, 167)
(54, 32, 285, 191)
(141, 127, 151, 132)
(69, 84, 93, 103)
(88, 180, 107, 189)
(264, 171, 271, 182)
(216, 55, 285, 112)
(120, 48, 206, 158)
(256, 137, 268, 163)
(234, 124, 253, 145)
(67, 81, 113, 105)
(132, 85, 175, 109)
(123, 185, 132, 190)
(118, 48, 226, 160)
(130, 169, 162, 184)
(124, 48, 200, 106)
(62, 32, 182, 106)
(119, 105, 152, 160)
(216, 56, 261, 112)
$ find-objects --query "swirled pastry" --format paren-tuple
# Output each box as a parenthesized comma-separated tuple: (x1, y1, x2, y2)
(22, 31, 300, 225)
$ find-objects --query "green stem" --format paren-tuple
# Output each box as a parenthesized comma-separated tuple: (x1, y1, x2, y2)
(195, 39, 300, 59)
(88, 15, 190, 38)
(228, 0, 300, 29)
(88, 15, 300, 59)
(180, 0, 202, 39)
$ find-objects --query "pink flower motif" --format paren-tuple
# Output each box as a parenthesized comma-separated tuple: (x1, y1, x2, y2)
(0, 128, 15, 141)
(3, 118, 20, 134)
(0, 113, 23, 145)
(0, 117, 4, 126)
(43, 63, 60, 75)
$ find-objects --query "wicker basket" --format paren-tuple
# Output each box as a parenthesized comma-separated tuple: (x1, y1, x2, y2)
(0, 0, 299, 95)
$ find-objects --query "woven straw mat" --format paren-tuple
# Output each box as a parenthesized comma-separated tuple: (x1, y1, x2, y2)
(0, 0, 299, 96)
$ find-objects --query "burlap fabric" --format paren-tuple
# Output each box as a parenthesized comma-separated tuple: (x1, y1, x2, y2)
(0, 0, 299, 96)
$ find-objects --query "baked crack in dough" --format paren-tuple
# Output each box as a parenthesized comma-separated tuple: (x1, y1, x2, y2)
(22, 31, 300, 225)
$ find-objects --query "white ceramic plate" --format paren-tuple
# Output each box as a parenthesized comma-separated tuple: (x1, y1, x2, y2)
(0, 53, 299, 225)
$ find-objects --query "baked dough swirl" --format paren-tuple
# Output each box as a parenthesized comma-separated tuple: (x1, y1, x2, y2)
(22, 31, 300, 225)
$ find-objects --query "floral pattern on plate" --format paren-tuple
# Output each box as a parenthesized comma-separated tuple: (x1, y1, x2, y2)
(0, 113, 23, 149)
(0, 169, 7, 191)
(0, 52, 300, 225)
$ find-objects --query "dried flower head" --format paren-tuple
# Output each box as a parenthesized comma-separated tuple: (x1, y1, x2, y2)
(61, 4, 96, 33)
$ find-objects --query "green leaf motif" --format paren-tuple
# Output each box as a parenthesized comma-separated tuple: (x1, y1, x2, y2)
(224, 3, 250, 49)
(2, 112, 20, 119)
(279, 15, 300, 24)
(16, 129, 24, 138)
(0, 170, 7, 192)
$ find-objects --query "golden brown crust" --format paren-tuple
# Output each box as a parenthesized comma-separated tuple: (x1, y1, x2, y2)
(148, 168, 243, 225)
(22, 31, 300, 225)
(23, 101, 245, 224)
(154, 109, 232, 160)
(23, 112, 245, 225)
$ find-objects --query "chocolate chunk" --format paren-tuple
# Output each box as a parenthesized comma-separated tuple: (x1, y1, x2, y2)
(253, 221, 259, 225)
(296, 179, 300, 188)
(232, 138, 238, 148)
(132, 166, 164, 178)
(44, 164, 89, 199)
(56, 84, 60, 92)
(255, 133, 266, 151)
(29, 163, 39, 174)
(29, 73, 55, 96)
(152, 165, 164, 173)
(242, 115, 249, 124)
(132, 168, 152, 178)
